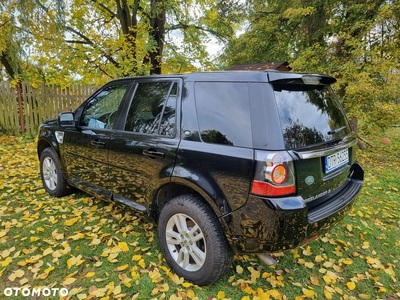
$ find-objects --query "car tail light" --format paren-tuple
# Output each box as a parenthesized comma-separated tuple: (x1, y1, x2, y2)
(251, 151, 296, 197)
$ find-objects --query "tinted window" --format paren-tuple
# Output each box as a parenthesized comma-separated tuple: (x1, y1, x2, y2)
(159, 83, 177, 136)
(274, 84, 351, 149)
(80, 84, 128, 129)
(125, 81, 176, 136)
(195, 82, 252, 147)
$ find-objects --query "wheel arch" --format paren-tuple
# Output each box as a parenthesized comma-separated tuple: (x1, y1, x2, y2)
(37, 136, 69, 183)
(157, 193, 234, 285)
(37, 136, 59, 159)
(151, 180, 232, 237)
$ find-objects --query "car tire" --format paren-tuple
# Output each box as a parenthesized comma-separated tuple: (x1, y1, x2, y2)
(40, 147, 72, 197)
(158, 194, 233, 286)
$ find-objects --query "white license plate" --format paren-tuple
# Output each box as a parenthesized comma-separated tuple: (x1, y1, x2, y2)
(325, 149, 349, 173)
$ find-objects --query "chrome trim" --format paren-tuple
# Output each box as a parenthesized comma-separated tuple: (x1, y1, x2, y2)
(55, 131, 65, 144)
(291, 138, 357, 159)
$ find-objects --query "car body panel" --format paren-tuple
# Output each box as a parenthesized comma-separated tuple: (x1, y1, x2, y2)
(174, 140, 254, 215)
(61, 128, 112, 198)
(108, 132, 178, 211)
(291, 136, 358, 203)
(227, 162, 363, 253)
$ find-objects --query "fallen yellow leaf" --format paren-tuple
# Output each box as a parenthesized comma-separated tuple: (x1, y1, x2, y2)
(86, 271, 96, 278)
(90, 238, 101, 246)
(63, 277, 76, 286)
(302, 288, 316, 297)
(305, 261, 315, 269)
(314, 255, 324, 263)
(138, 259, 145, 269)
(235, 265, 243, 275)
(69, 287, 84, 296)
(181, 282, 192, 288)
(8, 269, 24, 281)
(346, 281, 356, 290)
(113, 284, 122, 295)
(1, 257, 12, 267)
(302, 246, 313, 256)
(118, 242, 129, 252)
(1, 249, 10, 258)
(90, 287, 107, 297)
(267, 289, 281, 298)
(292, 248, 300, 259)
(217, 291, 225, 299)
(131, 254, 141, 261)
(114, 264, 129, 272)
(324, 288, 332, 299)
(64, 217, 80, 226)
(42, 247, 54, 256)
(310, 276, 320, 286)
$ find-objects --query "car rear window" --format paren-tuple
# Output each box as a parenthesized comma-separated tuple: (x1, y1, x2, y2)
(274, 84, 351, 149)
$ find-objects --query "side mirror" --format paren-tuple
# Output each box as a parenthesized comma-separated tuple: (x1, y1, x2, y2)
(58, 112, 76, 127)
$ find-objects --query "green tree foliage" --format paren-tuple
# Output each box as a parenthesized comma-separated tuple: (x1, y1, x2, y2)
(0, 2, 19, 79)
(0, 0, 244, 85)
(221, 0, 400, 134)
(0, 0, 44, 83)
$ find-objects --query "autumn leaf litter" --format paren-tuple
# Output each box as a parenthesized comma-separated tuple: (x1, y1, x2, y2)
(0, 136, 399, 299)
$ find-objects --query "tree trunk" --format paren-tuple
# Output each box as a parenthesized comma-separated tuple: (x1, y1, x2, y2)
(115, 0, 139, 75)
(144, 0, 165, 75)
(0, 51, 17, 79)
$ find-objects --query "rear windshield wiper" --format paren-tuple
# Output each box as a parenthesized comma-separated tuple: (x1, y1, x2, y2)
(327, 126, 347, 135)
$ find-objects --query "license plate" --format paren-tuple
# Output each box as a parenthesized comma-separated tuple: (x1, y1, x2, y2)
(325, 149, 349, 173)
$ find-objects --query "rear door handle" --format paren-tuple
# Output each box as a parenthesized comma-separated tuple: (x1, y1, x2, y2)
(143, 150, 165, 158)
(91, 140, 106, 147)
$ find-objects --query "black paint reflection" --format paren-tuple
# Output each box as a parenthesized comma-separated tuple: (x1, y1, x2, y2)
(282, 118, 324, 149)
(201, 130, 233, 146)
(274, 85, 350, 149)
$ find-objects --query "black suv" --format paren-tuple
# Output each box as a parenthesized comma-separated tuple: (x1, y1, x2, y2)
(37, 71, 364, 285)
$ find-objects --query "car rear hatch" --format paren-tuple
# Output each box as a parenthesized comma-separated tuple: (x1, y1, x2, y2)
(269, 72, 357, 204)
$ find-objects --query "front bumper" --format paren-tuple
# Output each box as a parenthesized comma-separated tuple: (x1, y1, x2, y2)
(227, 163, 364, 254)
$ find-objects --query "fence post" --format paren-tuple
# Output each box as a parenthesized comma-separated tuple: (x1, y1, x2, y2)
(17, 82, 25, 134)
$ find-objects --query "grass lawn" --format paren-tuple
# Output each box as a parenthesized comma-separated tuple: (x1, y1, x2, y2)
(0, 129, 399, 300)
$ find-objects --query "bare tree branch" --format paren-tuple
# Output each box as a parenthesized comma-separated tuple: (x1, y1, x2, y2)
(65, 26, 121, 69)
(65, 26, 94, 45)
(167, 24, 228, 42)
(65, 40, 92, 44)
(90, 0, 117, 18)
(0, 19, 12, 28)
(84, 54, 113, 79)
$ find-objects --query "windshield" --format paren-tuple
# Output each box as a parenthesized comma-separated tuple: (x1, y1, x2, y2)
(274, 84, 351, 149)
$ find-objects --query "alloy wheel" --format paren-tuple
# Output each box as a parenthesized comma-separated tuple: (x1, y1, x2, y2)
(165, 213, 206, 272)
(42, 157, 57, 191)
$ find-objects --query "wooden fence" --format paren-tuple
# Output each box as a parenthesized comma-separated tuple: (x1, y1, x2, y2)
(0, 82, 99, 135)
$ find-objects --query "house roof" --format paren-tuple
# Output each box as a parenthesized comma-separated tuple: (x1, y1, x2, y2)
(227, 61, 291, 71)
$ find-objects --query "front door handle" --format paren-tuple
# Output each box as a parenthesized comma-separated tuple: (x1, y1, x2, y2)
(143, 149, 165, 158)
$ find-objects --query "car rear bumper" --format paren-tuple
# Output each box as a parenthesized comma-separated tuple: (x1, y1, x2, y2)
(228, 163, 364, 254)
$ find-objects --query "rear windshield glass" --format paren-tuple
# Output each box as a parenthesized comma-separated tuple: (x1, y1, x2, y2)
(274, 84, 351, 149)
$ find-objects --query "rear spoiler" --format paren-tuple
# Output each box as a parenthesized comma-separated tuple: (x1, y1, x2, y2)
(267, 71, 337, 85)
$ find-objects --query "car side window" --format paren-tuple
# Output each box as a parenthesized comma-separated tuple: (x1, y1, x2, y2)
(195, 82, 252, 147)
(125, 81, 176, 136)
(159, 83, 177, 136)
(80, 84, 129, 129)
